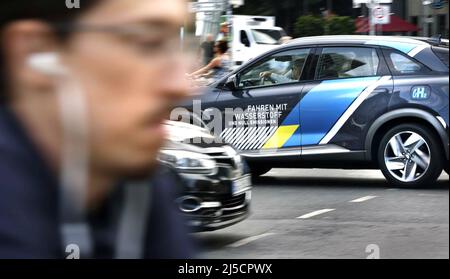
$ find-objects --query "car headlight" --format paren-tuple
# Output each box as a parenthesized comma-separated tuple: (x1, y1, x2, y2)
(159, 150, 217, 175)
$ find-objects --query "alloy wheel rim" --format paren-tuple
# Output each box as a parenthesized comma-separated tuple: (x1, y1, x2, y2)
(384, 131, 431, 183)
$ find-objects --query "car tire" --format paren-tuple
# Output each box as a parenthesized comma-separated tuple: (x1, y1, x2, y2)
(248, 165, 271, 177)
(378, 123, 443, 187)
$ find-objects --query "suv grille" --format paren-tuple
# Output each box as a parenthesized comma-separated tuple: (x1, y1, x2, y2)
(222, 194, 246, 209)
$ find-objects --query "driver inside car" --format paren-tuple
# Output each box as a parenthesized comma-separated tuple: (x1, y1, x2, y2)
(259, 58, 305, 84)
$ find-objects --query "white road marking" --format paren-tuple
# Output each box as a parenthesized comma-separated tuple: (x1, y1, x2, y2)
(349, 195, 378, 203)
(227, 233, 276, 248)
(417, 193, 442, 197)
(297, 209, 335, 219)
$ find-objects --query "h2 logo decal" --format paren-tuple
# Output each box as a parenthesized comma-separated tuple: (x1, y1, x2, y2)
(411, 86, 431, 100)
(66, 0, 80, 9)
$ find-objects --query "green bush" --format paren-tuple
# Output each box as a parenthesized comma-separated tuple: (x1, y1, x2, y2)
(294, 15, 355, 38)
(327, 16, 355, 35)
(294, 15, 325, 38)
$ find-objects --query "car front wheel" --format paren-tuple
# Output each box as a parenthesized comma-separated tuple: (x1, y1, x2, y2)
(378, 124, 443, 187)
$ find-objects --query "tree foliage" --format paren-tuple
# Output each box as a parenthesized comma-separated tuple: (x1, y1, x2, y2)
(294, 15, 325, 37)
(327, 16, 355, 35)
(293, 15, 355, 38)
(233, 0, 355, 36)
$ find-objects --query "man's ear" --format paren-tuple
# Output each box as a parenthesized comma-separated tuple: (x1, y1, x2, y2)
(2, 20, 60, 91)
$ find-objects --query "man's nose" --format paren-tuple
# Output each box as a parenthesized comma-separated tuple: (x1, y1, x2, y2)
(159, 57, 193, 100)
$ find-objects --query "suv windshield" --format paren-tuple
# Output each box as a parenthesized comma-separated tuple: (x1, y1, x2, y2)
(250, 29, 284, 45)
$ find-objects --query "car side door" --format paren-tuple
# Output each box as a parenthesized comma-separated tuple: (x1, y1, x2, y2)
(212, 47, 313, 153)
(299, 45, 394, 154)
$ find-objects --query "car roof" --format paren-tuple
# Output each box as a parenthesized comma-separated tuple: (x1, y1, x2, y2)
(287, 35, 429, 47)
(284, 35, 433, 55)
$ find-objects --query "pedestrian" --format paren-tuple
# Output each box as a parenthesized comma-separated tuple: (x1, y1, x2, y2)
(0, 0, 195, 258)
(199, 34, 215, 66)
(216, 22, 230, 42)
(188, 40, 231, 81)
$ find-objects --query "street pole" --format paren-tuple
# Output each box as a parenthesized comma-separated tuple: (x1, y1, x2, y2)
(422, 1, 430, 37)
(226, 0, 233, 63)
(226, 0, 233, 25)
(368, 0, 376, 36)
(422, 1, 428, 37)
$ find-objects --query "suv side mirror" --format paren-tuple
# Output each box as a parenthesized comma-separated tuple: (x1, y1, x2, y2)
(225, 74, 238, 91)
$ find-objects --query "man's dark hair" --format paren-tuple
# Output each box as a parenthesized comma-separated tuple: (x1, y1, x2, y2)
(0, 0, 101, 103)
(216, 40, 229, 54)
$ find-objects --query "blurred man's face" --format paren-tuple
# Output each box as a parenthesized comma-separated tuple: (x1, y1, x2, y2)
(62, 0, 189, 176)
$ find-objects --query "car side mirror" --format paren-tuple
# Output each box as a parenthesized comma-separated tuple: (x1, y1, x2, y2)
(225, 74, 238, 91)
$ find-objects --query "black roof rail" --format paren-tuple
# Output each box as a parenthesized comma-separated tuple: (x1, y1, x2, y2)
(408, 35, 449, 47)
(429, 35, 444, 46)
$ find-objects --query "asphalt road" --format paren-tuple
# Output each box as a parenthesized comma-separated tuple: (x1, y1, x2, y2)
(193, 169, 449, 259)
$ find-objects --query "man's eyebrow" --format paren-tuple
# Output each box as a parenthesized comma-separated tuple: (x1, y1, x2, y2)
(128, 19, 182, 31)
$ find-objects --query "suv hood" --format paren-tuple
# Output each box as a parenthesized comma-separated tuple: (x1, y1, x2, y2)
(164, 120, 215, 142)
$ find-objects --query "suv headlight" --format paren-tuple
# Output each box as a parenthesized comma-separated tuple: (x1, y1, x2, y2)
(159, 150, 217, 175)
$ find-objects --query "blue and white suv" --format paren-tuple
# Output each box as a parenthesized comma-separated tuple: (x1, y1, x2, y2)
(182, 36, 449, 187)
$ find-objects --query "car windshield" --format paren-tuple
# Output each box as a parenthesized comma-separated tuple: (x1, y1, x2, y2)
(250, 29, 283, 45)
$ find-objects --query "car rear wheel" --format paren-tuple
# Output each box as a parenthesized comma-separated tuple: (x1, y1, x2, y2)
(378, 124, 443, 187)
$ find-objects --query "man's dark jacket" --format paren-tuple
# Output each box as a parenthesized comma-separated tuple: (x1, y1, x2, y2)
(0, 106, 195, 259)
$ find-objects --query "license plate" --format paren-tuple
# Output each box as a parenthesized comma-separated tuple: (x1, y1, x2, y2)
(232, 175, 252, 196)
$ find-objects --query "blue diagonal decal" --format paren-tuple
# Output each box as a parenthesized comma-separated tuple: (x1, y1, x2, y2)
(300, 77, 380, 146)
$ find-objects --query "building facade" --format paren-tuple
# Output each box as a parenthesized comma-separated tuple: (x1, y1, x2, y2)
(393, 0, 449, 38)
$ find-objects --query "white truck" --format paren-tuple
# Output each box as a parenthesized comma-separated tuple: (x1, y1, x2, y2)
(229, 15, 287, 67)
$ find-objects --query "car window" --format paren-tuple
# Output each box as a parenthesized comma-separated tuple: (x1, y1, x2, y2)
(389, 52, 427, 74)
(431, 46, 449, 68)
(316, 47, 379, 80)
(250, 29, 283, 45)
(240, 30, 250, 47)
(238, 48, 311, 89)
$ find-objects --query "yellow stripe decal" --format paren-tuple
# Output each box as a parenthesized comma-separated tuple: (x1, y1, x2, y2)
(262, 125, 299, 149)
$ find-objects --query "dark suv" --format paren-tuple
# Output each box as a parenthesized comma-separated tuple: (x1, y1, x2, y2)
(182, 35, 449, 187)
(159, 120, 251, 231)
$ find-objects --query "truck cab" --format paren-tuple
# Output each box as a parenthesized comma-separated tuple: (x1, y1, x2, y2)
(231, 15, 286, 67)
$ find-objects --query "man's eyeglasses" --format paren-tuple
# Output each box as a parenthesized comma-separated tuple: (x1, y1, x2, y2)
(52, 23, 193, 56)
